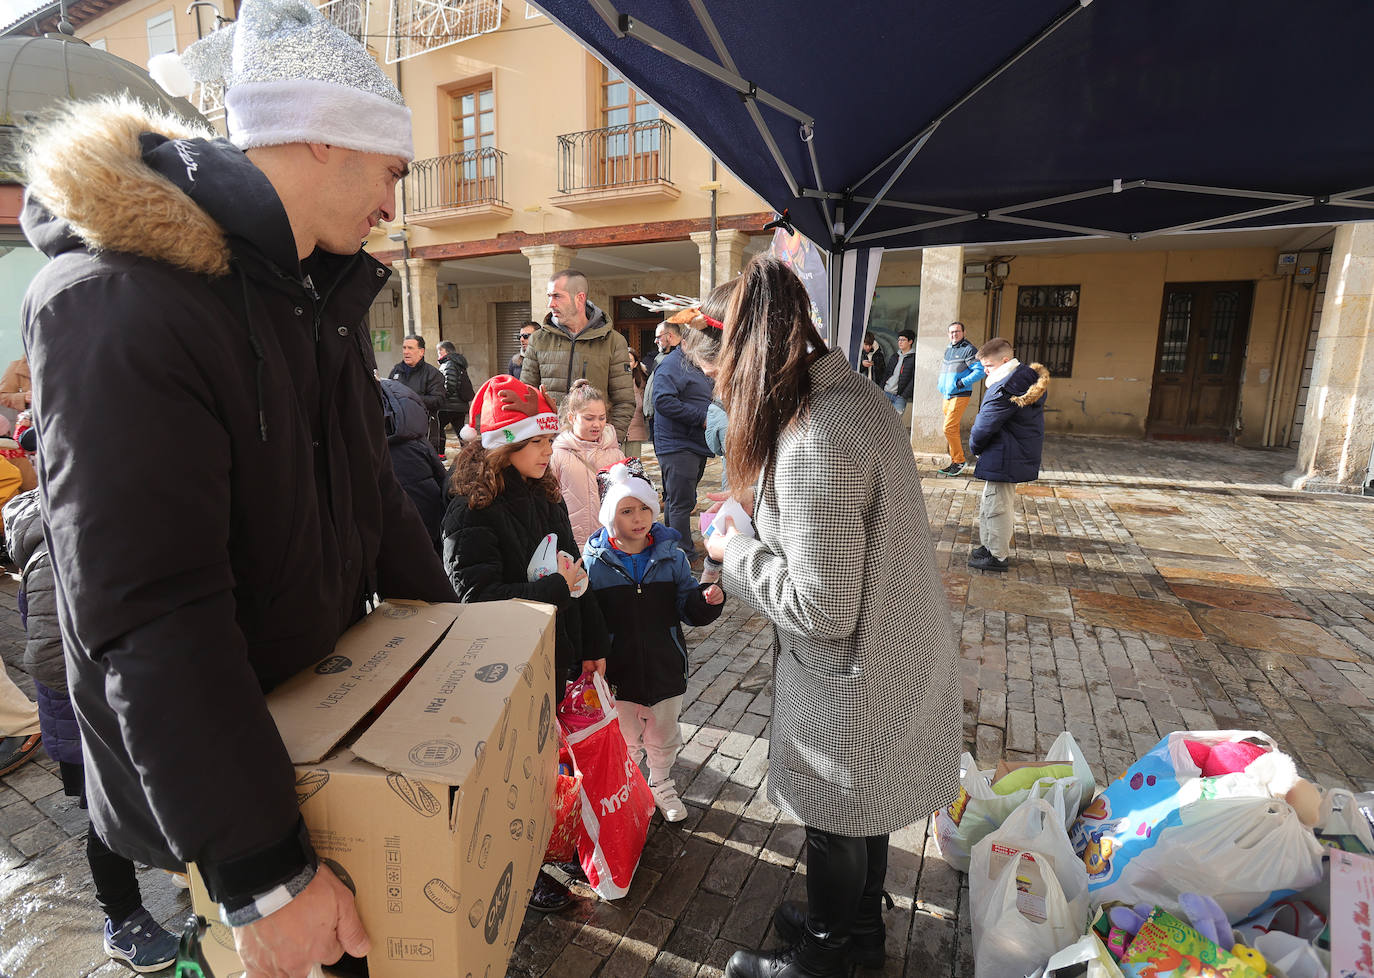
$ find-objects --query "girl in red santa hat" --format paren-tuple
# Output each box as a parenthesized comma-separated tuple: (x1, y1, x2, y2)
(442, 374, 610, 913)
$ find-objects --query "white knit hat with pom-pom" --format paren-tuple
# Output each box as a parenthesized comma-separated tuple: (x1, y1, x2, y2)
(596, 458, 661, 532)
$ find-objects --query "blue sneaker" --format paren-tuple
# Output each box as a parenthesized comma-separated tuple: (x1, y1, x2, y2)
(103, 907, 179, 973)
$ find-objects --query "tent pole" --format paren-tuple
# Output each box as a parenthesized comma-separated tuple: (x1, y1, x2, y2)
(842, 124, 938, 244)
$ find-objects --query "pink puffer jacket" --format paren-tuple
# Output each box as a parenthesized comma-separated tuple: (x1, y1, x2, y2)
(550, 428, 624, 547)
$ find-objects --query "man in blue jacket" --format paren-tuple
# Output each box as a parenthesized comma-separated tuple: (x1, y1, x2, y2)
(651, 340, 713, 560)
(967, 337, 1049, 572)
(935, 321, 986, 476)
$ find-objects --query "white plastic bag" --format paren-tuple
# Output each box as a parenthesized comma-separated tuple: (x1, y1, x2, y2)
(971, 798, 1090, 978)
(936, 731, 1095, 873)
(1316, 787, 1374, 854)
(1031, 934, 1126, 978)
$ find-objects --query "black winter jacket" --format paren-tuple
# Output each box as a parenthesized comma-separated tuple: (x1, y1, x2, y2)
(438, 351, 473, 416)
(441, 474, 610, 678)
(19, 102, 455, 903)
(380, 379, 449, 542)
(582, 525, 722, 706)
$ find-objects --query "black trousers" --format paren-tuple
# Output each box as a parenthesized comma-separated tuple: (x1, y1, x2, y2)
(61, 760, 142, 924)
(804, 827, 890, 938)
(658, 450, 707, 558)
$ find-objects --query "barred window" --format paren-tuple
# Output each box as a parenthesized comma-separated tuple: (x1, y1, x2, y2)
(1013, 285, 1079, 377)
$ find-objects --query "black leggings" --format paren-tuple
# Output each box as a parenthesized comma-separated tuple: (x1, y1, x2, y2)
(60, 761, 143, 925)
(803, 827, 889, 937)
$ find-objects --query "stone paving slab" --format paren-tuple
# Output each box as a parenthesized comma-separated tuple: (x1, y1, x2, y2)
(1, 434, 1373, 977)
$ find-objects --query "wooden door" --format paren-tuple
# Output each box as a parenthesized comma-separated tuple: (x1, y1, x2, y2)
(1146, 282, 1253, 439)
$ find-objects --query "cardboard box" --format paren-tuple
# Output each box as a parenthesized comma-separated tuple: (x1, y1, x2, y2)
(191, 599, 559, 978)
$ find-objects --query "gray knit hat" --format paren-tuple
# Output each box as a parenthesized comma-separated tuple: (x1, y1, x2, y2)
(181, 0, 413, 160)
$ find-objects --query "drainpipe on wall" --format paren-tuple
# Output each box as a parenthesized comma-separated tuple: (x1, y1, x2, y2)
(708, 158, 718, 291)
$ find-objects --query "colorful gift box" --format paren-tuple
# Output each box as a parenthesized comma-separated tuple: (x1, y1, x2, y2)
(1120, 909, 1266, 978)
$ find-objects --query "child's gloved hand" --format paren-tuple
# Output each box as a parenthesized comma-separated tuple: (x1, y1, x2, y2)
(703, 584, 724, 605)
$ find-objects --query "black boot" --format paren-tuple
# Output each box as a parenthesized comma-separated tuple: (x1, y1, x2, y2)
(773, 892, 892, 970)
(724, 928, 851, 978)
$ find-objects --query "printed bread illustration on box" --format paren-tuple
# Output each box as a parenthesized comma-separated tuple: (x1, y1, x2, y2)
(387, 771, 442, 817)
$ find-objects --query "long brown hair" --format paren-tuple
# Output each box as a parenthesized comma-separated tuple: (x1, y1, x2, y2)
(451, 438, 561, 510)
(717, 255, 827, 491)
(680, 280, 736, 373)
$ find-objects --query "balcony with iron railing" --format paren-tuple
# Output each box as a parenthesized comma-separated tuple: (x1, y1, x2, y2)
(405, 146, 511, 226)
(551, 119, 679, 210)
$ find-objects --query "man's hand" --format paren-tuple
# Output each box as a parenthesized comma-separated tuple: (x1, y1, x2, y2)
(233, 864, 369, 978)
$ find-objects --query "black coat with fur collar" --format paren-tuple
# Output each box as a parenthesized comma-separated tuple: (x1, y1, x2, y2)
(19, 100, 455, 902)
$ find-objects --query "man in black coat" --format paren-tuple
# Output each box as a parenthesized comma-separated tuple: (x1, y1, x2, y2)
(19, 1, 456, 973)
(389, 334, 446, 456)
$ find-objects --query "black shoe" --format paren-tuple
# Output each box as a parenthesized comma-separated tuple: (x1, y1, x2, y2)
(0, 733, 41, 777)
(725, 931, 851, 978)
(937, 462, 964, 476)
(554, 859, 587, 883)
(968, 552, 1009, 572)
(968, 545, 990, 564)
(528, 869, 572, 912)
(773, 901, 886, 969)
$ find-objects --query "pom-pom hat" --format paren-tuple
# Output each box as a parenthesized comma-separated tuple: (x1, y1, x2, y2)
(461, 375, 559, 449)
(596, 458, 661, 532)
(181, 0, 414, 161)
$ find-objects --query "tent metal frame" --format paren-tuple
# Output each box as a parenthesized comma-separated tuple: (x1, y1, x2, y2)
(541, 0, 1374, 251)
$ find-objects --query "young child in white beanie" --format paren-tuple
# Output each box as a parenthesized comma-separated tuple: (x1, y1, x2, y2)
(582, 459, 725, 822)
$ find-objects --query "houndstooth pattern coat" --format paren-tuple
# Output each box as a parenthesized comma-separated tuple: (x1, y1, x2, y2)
(721, 349, 963, 837)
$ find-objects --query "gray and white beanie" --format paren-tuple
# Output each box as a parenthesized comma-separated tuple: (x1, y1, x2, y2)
(181, 0, 413, 161)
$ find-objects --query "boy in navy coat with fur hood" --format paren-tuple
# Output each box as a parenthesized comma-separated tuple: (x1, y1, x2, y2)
(967, 337, 1050, 572)
(582, 459, 724, 822)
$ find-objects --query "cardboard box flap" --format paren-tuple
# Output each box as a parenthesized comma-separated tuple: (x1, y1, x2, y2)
(352, 601, 556, 785)
(267, 601, 464, 764)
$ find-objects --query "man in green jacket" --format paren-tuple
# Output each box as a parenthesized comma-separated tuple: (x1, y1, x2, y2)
(523, 269, 634, 442)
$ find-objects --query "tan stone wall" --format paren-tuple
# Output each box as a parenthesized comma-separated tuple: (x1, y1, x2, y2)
(984, 247, 1282, 439)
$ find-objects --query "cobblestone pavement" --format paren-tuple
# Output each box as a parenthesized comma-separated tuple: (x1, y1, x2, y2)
(3, 434, 1373, 977)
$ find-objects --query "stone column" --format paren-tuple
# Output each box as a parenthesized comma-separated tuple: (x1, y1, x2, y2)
(1285, 223, 1374, 492)
(391, 258, 442, 354)
(689, 229, 750, 300)
(910, 245, 964, 453)
(521, 244, 578, 319)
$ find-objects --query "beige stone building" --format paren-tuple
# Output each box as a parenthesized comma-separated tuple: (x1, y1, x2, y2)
(3, 0, 1370, 491)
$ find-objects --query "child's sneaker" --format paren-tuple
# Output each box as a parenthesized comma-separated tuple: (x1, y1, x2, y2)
(651, 780, 688, 822)
(103, 906, 179, 973)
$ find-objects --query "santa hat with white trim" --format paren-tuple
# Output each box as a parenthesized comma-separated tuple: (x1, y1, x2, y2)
(180, 0, 413, 161)
(461, 375, 560, 450)
(596, 458, 661, 532)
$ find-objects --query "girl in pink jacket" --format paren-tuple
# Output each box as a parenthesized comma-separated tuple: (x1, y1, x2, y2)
(550, 380, 625, 547)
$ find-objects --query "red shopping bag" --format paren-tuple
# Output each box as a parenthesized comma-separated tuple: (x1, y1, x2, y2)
(561, 671, 655, 899)
(543, 730, 583, 864)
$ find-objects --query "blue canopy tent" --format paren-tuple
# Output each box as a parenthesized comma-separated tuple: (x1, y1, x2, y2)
(528, 0, 1374, 358)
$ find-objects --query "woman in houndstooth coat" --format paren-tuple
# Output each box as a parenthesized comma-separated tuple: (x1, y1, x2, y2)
(705, 256, 962, 978)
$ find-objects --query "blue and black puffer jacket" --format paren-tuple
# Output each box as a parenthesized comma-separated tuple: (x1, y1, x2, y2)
(582, 523, 723, 707)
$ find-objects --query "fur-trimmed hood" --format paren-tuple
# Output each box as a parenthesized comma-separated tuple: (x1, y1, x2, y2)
(1010, 362, 1051, 407)
(20, 96, 298, 277)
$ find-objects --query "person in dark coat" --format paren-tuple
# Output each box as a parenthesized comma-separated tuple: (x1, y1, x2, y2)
(967, 337, 1050, 572)
(380, 379, 448, 545)
(436, 339, 474, 445)
(582, 459, 723, 823)
(882, 328, 917, 412)
(650, 340, 714, 560)
(858, 332, 887, 387)
(18, 4, 455, 969)
(4, 483, 181, 970)
(389, 334, 446, 456)
(442, 374, 610, 913)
